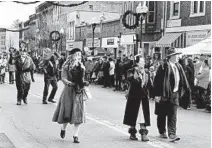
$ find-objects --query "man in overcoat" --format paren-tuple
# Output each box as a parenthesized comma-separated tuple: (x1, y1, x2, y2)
(42, 48, 59, 104)
(14, 50, 36, 105)
(153, 47, 191, 142)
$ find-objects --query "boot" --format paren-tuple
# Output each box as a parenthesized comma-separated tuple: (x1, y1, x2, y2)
(128, 127, 138, 140)
(139, 124, 149, 142)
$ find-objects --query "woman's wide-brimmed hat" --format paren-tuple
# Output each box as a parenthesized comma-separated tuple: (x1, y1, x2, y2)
(166, 47, 182, 57)
(69, 48, 81, 55)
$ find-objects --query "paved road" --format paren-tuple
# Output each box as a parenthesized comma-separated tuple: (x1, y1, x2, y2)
(0, 74, 211, 148)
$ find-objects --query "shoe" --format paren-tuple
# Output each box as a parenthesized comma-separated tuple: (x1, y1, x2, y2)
(169, 135, 180, 142)
(139, 129, 149, 142)
(60, 130, 65, 139)
(128, 127, 138, 141)
(42, 101, 48, 104)
(17, 101, 21, 105)
(48, 100, 56, 103)
(73, 136, 80, 143)
(23, 100, 28, 104)
(159, 133, 168, 139)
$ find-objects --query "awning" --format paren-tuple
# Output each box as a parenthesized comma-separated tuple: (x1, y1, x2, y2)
(155, 33, 182, 47)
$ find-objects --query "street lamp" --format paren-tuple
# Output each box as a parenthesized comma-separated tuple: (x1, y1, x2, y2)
(100, 14, 105, 48)
(60, 27, 64, 54)
(91, 17, 98, 56)
(136, 2, 148, 55)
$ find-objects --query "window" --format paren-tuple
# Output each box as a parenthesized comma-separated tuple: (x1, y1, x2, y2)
(147, 1, 155, 23)
(190, 1, 205, 17)
(1, 36, 5, 40)
(170, 1, 180, 19)
(1, 41, 5, 45)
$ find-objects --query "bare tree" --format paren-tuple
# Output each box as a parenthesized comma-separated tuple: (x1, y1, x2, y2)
(11, 19, 21, 29)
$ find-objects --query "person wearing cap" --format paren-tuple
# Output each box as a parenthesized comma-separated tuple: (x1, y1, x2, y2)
(42, 48, 59, 104)
(102, 56, 110, 88)
(52, 48, 89, 143)
(14, 49, 36, 105)
(153, 47, 191, 142)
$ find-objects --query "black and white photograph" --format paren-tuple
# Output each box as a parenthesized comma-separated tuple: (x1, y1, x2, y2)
(0, 1, 211, 148)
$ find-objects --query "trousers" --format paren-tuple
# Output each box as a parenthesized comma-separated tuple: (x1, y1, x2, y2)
(16, 80, 31, 102)
(43, 78, 58, 101)
(156, 92, 179, 136)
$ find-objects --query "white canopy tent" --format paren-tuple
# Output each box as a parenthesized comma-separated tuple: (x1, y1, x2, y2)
(181, 36, 211, 55)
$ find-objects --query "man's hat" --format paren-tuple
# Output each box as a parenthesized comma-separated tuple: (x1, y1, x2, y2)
(69, 48, 81, 55)
(166, 47, 182, 57)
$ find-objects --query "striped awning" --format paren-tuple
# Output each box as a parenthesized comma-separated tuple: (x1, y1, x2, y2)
(155, 33, 182, 47)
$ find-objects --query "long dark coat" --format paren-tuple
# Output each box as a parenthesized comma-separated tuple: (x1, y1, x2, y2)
(153, 62, 191, 115)
(123, 68, 150, 127)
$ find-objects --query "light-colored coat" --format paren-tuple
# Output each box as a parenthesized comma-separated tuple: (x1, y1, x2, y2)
(196, 67, 210, 89)
(0, 59, 7, 75)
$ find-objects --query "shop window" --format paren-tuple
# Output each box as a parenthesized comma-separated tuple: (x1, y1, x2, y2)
(190, 1, 205, 17)
(170, 1, 180, 19)
(147, 1, 155, 23)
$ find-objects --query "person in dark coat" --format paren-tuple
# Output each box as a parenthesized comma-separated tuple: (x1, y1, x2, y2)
(102, 56, 110, 88)
(8, 53, 15, 84)
(123, 56, 150, 142)
(153, 48, 191, 142)
(114, 57, 122, 91)
(42, 49, 59, 104)
(14, 50, 35, 105)
(58, 52, 66, 81)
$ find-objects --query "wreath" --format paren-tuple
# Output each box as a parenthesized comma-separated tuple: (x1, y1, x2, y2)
(50, 31, 61, 42)
(122, 10, 139, 30)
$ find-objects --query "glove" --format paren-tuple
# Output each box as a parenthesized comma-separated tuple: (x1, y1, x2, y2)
(155, 96, 161, 103)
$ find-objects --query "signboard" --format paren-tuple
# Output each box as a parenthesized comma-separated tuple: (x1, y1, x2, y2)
(86, 38, 100, 47)
(186, 30, 208, 46)
(107, 39, 114, 45)
(167, 19, 181, 28)
(66, 40, 83, 51)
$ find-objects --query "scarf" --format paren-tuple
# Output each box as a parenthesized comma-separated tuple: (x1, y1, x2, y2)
(163, 62, 191, 99)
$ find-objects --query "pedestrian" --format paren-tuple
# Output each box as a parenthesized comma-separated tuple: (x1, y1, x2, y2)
(8, 53, 15, 84)
(114, 57, 122, 91)
(102, 56, 110, 88)
(29, 53, 35, 82)
(58, 52, 66, 81)
(153, 47, 191, 142)
(195, 59, 210, 109)
(0, 54, 8, 84)
(42, 48, 59, 104)
(14, 50, 36, 105)
(52, 48, 89, 143)
(123, 56, 150, 142)
(0, 55, 6, 84)
(109, 58, 115, 87)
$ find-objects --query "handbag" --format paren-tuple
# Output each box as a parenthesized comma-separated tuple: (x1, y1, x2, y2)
(83, 86, 92, 101)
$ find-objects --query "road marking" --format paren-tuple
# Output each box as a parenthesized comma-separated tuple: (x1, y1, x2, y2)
(6, 83, 175, 148)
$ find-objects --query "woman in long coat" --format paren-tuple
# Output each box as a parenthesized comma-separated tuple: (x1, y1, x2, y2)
(8, 53, 16, 84)
(123, 56, 150, 142)
(52, 48, 88, 143)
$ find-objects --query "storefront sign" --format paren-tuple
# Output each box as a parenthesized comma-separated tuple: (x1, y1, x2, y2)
(66, 40, 83, 51)
(86, 38, 100, 47)
(186, 30, 209, 46)
(102, 37, 119, 48)
(121, 34, 136, 45)
(107, 39, 114, 45)
(167, 19, 181, 28)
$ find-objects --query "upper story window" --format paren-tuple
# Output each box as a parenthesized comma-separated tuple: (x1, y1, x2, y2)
(170, 1, 180, 19)
(147, 1, 155, 23)
(190, 1, 206, 17)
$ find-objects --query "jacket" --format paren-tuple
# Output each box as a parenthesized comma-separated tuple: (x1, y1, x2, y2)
(196, 67, 210, 89)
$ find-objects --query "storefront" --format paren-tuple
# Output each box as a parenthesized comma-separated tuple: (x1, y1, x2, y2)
(85, 38, 100, 56)
(154, 24, 211, 58)
(120, 34, 136, 56)
(102, 37, 119, 58)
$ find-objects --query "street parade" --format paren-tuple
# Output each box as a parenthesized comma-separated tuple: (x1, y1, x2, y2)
(0, 1, 211, 148)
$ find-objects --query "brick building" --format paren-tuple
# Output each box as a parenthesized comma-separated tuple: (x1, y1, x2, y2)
(0, 28, 6, 52)
(155, 1, 211, 57)
(35, 1, 123, 52)
(74, 1, 164, 57)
